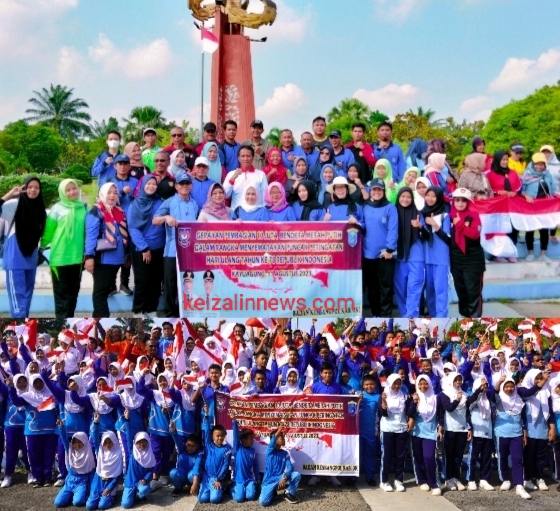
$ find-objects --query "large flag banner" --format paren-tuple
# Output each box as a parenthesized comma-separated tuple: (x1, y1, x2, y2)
(176, 221, 362, 318)
(215, 392, 360, 476)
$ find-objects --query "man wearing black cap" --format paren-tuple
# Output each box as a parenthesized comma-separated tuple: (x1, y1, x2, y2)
(110, 154, 138, 212)
(141, 127, 161, 171)
(195, 122, 218, 156)
(329, 130, 355, 176)
(242, 120, 272, 169)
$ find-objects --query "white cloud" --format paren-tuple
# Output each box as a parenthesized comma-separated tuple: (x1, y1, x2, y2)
(459, 95, 494, 121)
(353, 83, 422, 114)
(57, 46, 90, 83)
(244, 0, 311, 43)
(88, 34, 174, 80)
(489, 48, 560, 92)
(374, 0, 426, 20)
(256, 83, 307, 119)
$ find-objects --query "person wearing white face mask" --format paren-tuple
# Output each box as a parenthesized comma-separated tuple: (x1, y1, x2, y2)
(91, 130, 122, 186)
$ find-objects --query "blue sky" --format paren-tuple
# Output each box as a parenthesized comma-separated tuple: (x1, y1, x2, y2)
(2, 0, 560, 138)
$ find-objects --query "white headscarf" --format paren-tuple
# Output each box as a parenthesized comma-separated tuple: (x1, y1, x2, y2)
(163, 356, 176, 382)
(20, 374, 53, 409)
(471, 377, 491, 420)
(65, 375, 86, 414)
(69, 432, 95, 474)
(153, 374, 174, 408)
(98, 182, 118, 209)
(499, 377, 524, 415)
(239, 185, 262, 213)
(89, 377, 115, 414)
(414, 177, 430, 210)
(96, 432, 123, 479)
(385, 374, 406, 414)
(107, 362, 124, 389)
(549, 375, 560, 414)
(119, 376, 144, 410)
(522, 368, 550, 423)
(443, 374, 467, 409)
(489, 356, 505, 387)
(134, 356, 153, 386)
(280, 368, 302, 395)
(427, 348, 444, 378)
(415, 374, 437, 422)
(220, 362, 236, 387)
(13, 373, 28, 410)
(179, 378, 196, 411)
(133, 432, 156, 469)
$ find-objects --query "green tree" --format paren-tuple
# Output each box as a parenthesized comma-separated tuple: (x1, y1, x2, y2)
(90, 117, 120, 139)
(265, 127, 282, 147)
(113, 317, 155, 333)
(482, 81, 560, 155)
(122, 106, 168, 142)
(327, 98, 371, 123)
(369, 110, 389, 129)
(327, 116, 361, 145)
(25, 84, 91, 139)
(37, 318, 69, 338)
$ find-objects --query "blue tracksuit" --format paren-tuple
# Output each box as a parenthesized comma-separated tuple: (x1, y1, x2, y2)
(154, 195, 199, 258)
(259, 433, 301, 506)
(303, 149, 319, 169)
(311, 380, 343, 394)
(191, 177, 216, 210)
(231, 420, 260, 502)
(290, 202, 324, 221)
(362, 202, 398, 258)
(199, 383, 230, 431)
(218, 141, 242, 173)
(332, 147, 356, 177)
(394, 237, 425, 318)
(127, 200, 165, 252)
(84, 208, 127, 265)
(250, 362, 278, 393)
(91, 151, 120, 186)
(372, 143, 406, 183)
(169, 431, 203, 491)
(168, 388, 196, 436)
(198, 416, 233, 504)
(267, 207, 296, 221)
(325, 202, 364, 226)
(359, 392, 380, 480)
(281, 145, 306, 172)
(110, 175, 138, 212)
(232, 206, 271, 221)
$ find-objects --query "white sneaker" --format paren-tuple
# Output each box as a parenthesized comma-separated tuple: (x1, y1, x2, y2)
(479, 480, 495, 491)
(537, 479, 548, 491)
(159, 475, 169, 486)
(432, 488, 442, 496)
(419, 483, 430, 491)
(516, 485, 532, 500)
(381, 482, 394, 492)
(394, 480, 405, 492)
(524, 480, 537, 490)
(307, 476, 320, 486)
(329, 476, 341, 486)
(446, 479, 457, 491)
(54, 478, 64, 487)
(526, 253, 535, 262)
(1, 476, 12, 488)
(467, 481, 477, 491)
(454, 479, 466, 491)
(150, 479, 163, 491)
(500, 480, 511, 491)
(27, 474, 36, 485)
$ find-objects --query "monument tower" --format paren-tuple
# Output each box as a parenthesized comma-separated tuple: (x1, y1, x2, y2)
(188, 0, 277, 141)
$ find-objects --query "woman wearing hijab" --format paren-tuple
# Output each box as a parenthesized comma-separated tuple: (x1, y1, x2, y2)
(458, 153, 493, 199)
(276, 368, 303, 395)
(202, 141, 225, 183)
(309, 145, 335, 183)
(407, 375, 440, 496)
(233, 185, 270, 221)
(405, 138, 427, 172)
(168, 149, 188, 178)
(53, 424, 95, 508)
(84, 183, 129, 317)
(346, 162, 370, 204)
(449, 188, 485, 317)
(394, 187, 424, 318)
(372, 159, 398, 203)
(362, 178, 398, 317)
(265, 181, 296, 221)
(127, 175, 165, 316)
(291, 181, 325, 221)
(323, 176, 364, 226)
(87, 431, 123, 510)
(425, 139, 458, 187)
(413, 176, 430, 211)
(40, 179, 87, 319)
(262, 147, 291, 185)
(285, 156, 313, 202)
(121, 431, 157, 508)
(415, 186, 451, 317)
(424, 153, 452, 201)
(0, 177, 46, 318)
(397, 167, 419, 192)
(317, 163, 336, 207)
(124, 142, 149, 179)
(199, 183, 234, 222)
(540, 145, 560, 243)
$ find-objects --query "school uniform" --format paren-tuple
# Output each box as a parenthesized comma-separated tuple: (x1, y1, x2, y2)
(290, 201, 324, 221)
(359, 391, 380, 482)
(168, 387, 197, 438)
(466, 381, 494, 484)
(267, 206, 296, 221)
(121, 430, 155, 509)
(169, 431, 203, 492)
(230, 420, 260, 502)
(110, 175, 138, 212)
(232, 206, 271, 221)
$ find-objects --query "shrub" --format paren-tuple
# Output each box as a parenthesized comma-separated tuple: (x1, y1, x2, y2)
(60, 163, 92, 184)
(0, 174, 65, 208)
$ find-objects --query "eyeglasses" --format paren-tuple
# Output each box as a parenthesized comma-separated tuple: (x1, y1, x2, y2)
(171, 133, 183, 138)
(155, 159, 167, 163)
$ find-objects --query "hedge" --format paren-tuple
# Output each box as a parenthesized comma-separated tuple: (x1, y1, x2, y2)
(0, 174, 82, 208)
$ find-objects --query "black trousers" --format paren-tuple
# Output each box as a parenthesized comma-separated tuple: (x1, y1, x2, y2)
(526, 229, 549, 252)
(92, 264, 120, 317)
(363, 257, 395, 317)
(51, 264, 82, 319)
(131, 247, 164, 314)
(163, 256, 179, 317)
(451, 267, 483, 317)
(120, 264, 131, 286)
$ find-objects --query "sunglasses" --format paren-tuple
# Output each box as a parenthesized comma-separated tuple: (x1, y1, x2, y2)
(171, 133, 183, 138)
(155, 159, 167, 163)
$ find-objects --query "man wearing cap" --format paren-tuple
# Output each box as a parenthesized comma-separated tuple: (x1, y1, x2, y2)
(141, 127, 161, 171)
(163, 126, 197, 169)
(151, 151, 176, 200)
(190, 156, 216, 209)
(373, 122, 406, 183)
(279, 129, 305, 172)
(91, 130, 122, 186)
(242, 120, 272, 169)
(195, 122, 218, 156)
(110, 154, 138, 212)
(154, 173, 199, 317)
(509, 142, 527, 175)
(328, 130, 355, 176)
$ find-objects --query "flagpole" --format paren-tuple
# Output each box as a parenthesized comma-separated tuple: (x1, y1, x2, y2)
(200, 24, 205, 140)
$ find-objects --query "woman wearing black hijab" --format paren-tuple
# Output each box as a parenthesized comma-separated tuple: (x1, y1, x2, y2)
(290, 180, 325, 221)
(0, 176, 46, 317)
(394, 186, 424, 317)
(309, 145, 334, 183)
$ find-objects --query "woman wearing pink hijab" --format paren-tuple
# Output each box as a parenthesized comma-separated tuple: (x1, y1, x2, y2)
(265, 181, 296, 221)
(124, 142, 149, 179)
(424, 153, 453, 202)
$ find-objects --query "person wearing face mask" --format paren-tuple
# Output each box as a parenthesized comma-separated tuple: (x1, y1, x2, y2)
(84, 183, 129, 317)
(91, 130, 122, 186)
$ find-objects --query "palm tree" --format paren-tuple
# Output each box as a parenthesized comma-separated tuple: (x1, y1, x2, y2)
(89, 117, 120, 139)
(25, 84, 91, 139)
(369, 110, 390, 128)
(327, 98, 371, 124)
(266, 127, 282, 147)
(122, 106, 168, 142)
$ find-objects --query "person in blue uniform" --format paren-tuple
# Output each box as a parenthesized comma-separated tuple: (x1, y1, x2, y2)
(230, 419, 260, 502)
(291, 181, 324, 221)
(110, 154, 138, 213)
(265, 182, 296, 221)
(323, 176, 364, 226)
(232, 185, 270, 221)
(91, 130, 121, 186)
(120, 431, 156, 508)
(168, 421, 202, 497)
(359, 375, 381, 487)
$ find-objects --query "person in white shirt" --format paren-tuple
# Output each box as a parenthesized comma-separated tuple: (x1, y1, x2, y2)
(223, 146, 267, 210)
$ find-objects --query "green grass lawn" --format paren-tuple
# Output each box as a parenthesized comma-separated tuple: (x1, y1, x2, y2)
(81, 181, 98, 205)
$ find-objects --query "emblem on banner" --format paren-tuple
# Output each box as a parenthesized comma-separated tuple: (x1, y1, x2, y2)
(347, 228, 358, 248)
(216, 394, 226, 412)
(347, 400, 358, 416)
(178, 227, 191, 248)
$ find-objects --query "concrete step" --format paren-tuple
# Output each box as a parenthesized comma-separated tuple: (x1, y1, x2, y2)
(484, 259, 560, 279)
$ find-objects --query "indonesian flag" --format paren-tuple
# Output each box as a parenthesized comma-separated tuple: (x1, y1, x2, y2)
(488, 321, 499, 332)
(98, 383, 114, 394)
(46, 349, 64, 360)
(519, 320, 533, 331)
(191, 341, 222, 367)
(228, 381, 243, 393)
(542, 318, 560, 337)
(540, 325, 554, 338)
(505, 328, 518, 341)
(4, 320, 38, 352)
(171, 320, 187, 374)
(461, 319, 473, 331)
(449, 332, 461, 342)
(37, 396, 56, 411)
(532, 329, 542, 352)
(72, 318, 96, 335)
(116, 378, 134, 390)
(273, 333, 289, 367)
(350, 345, 366, 355)
(201, 27, 219, 54)
(58, 329, 74, 345)
(480, 318, 493, 325)
(367, 346, 384, 361)
(524, 317, 536, 325)
(212, 330, 232, 353)
(3, 321, 17, 333)
(183, 318, 198, 340)
(431, 326, 439, 339)
(245, 318, 277, 331)
(74, 333, 89, 346)
(321, 323, 344, 355)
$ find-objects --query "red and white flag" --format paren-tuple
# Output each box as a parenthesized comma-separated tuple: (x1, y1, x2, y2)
(190, 341, 222, 368)
(98, 383, 114, 394)
(245, 318, 278, 331)
(488, 321, 499, 332)
(449, 332, 460, 342)
(4, 319, 38, 352)
(518, 320, 533, 331)
(182, 318, 199, 340)
(37, 396, 56, 411)
(431, 326, 439, 339)
(480, 318, 493, 325)
(540, 325, 554, 338)
(272, 333, 289, 367)
(72, 318, 96, 335)
(201, 27, 219, 54)
(322, 324, 344, 355)
(171, 320, 187, 374)
(116, 378, 134, 390)
(461, 319, 473, 331)
(505, 328, 518, 341)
